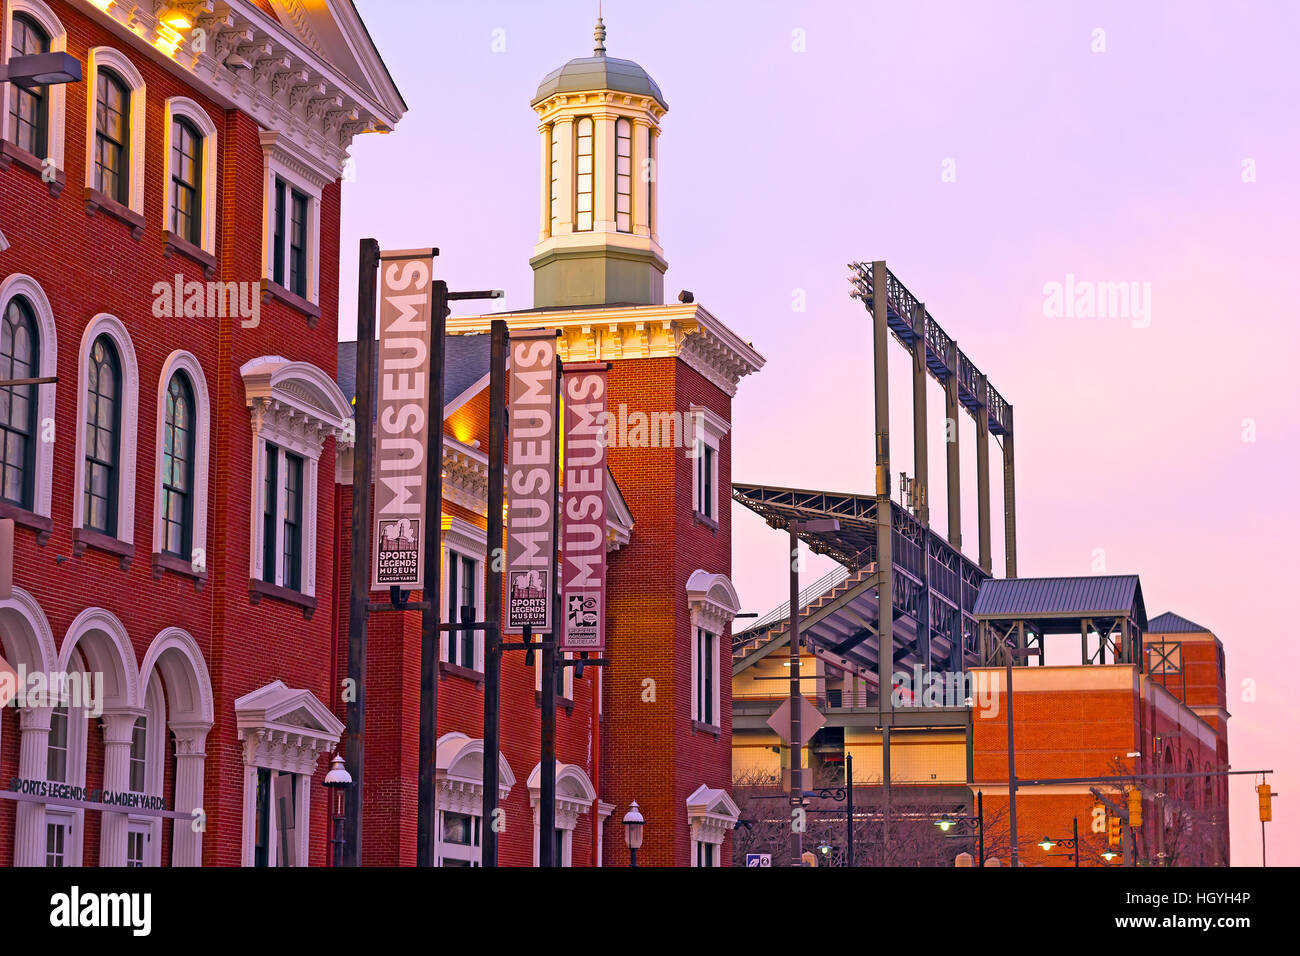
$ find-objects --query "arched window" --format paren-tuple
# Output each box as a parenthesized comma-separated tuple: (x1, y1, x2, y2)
(84, 335, 121, 534)
(574, 117, 593, 232)
(169, 117, 202, 245)
(0, 295, 39, 508)
(94, 68, 130, 204)
(615, 118, 632, 233)
(161, 372, 195, 556)
(7, 13, 50, 156)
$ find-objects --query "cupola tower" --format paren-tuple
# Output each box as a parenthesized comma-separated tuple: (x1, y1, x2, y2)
(530, 17, 668, 308)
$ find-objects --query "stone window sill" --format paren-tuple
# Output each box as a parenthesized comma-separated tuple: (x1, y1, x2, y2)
(440, 661, 485, 685)
(249, 578, 317, 620)
(84, 187, 145, 240)
(692, 720, 722, 738)
(162, 231, 217, 279)
(152, 551, 208, 591)
(0, 501, 53, 546)
(261, 279, 321, 327)
(694, 511, 719, 532)
(0, 140, 64, 197)
(72, 527, 134, 570)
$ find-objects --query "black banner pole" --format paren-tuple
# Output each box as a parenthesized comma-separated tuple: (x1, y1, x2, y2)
(481, 319, 508, 867)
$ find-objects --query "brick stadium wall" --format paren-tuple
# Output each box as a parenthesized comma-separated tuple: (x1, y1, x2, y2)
(0, 0, 343, 866)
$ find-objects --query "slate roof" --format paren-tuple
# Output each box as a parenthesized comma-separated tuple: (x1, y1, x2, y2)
(972, 575, 1148, 631)
(532, 56, 666, 107)
(1147, 612, 1212, 634)
(337, 334, 491, 418)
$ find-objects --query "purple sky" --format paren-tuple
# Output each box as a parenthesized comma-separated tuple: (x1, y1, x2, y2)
(343, 0, 1300, 866)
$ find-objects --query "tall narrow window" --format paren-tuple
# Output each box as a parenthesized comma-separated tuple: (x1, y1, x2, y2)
(574, 117, 594, 232)
(170, 118, 202, 245)
(272, 179, 287, 288)
(94, 69, 129, 205)
(128, 716, 147, 792)
(254, 767, 271, 867)
(8, 14, 50, 157)
(84, 336, 121, 535)
(696, 444, 715, 520)
(47, 705, 69, 782)
(289, 191, 308, 298)
(615, 118, 632, 233)
(282, 452, 303, 590)
(549, 123, 560, 233)
(447, 551, 478, 669)
(647, 130, 654, 234)
(262, 443, 278, 583)
(162, 373, 195, 557)
(696, 627, 715, 725)
(0, 296, 39, 509)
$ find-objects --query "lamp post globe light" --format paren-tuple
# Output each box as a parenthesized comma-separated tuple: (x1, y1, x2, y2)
(0, 51, 81, 88)
(323, 753, 353, 867)
(622, 801, 645, 867)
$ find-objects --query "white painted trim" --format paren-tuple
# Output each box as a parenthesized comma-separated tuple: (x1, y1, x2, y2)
(0, 273, 57, 518)
(71, 314, 139, 546)
(1, 0, 67, 171)
(84, 47, 147, 214)
(58, 605, 140, 710)
(527, 762, 596, 866)
(441, 517, 487, 671)
(689, 404, 729, 520)
(139, 626, 215, 726)
(151, 352, 211, 569)
(162, 97, 219, 253)
(260, 131, 324, 305)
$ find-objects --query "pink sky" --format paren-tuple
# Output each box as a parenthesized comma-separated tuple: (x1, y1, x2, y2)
(343, 0, 1300, 865)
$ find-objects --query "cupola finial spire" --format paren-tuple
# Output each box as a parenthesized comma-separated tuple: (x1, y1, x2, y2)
(594, 8, 607, 56)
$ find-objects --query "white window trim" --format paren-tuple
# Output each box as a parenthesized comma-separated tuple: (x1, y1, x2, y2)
(162, 97, 219, 253)
(71, 313, 139, 544)
(692, 626, 719, 727)
(125, 674, 165, 867)
(686, 784, 740, 866)
(436, 808, 482, 867)
(694, 840, 719, 867)
(689, 404, 729, 520)
(441, 517, 487, 672)
(84, 47, 146, 214)
(243, 357, 353, 598)
(260, 131, 325, 305)
(0, 273, 57, 519)
(256, 442, 317, 594)
(534, 644, 576, 699)
(527, 763, 596, 867)
(1, 0, 68, 171)
(45, 647, 89, 868)
(436, 733, 515, 866)
(152, 351, 211, 568)
(686, 570, 740, 731)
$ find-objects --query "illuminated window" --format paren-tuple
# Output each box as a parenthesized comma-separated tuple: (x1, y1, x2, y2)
(575, 117, 594, 231)
(615, 118, 632, 232)
(0, 295, 39, 508)
(169, 118, 202, 245)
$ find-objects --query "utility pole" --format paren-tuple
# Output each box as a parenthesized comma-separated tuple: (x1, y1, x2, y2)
(538, 354, 563, 867)
(481, 320, 508, 866)
(344, 238, 380, 866)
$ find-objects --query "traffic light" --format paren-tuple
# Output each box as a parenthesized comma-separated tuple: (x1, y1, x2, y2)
(1108, 814, 1122, 848)
(1257, 783, 1272, 823)
(1128, 788, 1143, 828)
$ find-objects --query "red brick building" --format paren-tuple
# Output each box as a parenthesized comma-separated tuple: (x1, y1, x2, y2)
(333, 18, 765, 866)
(0, 0, 403, 866)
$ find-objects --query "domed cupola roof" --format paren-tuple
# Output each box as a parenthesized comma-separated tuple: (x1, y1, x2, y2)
(531, 16, 667, 109)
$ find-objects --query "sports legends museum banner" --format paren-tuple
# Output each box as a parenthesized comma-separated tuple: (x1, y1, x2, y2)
(560, 364, 608, 652)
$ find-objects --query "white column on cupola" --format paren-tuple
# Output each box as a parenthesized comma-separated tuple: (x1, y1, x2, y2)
(632, 117, 651, 237)
(594, 110, 616, 233)
(649, 127, 661, 242)
(539, 121, 553, 241)
(553, 115, 575, 235)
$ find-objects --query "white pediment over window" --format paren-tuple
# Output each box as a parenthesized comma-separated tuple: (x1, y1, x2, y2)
(686, 570, 742, 633)
(241, 355, 354, 458)
(235, 680, 344, 776)
(437, 732, 514, 816)
(527, 762, 597, 830)
(607, 472, 634, 552)
(686, 784, 740, 846)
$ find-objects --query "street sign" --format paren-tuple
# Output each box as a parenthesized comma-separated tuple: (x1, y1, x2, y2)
(746, 853, 771, 867)
(371, 249, 437, 590)
(560, 364, 607, 651)
(505, 330, 559, 634)
(766, 695, 826, 744)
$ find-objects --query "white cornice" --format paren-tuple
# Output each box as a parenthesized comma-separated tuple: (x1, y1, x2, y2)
(448, 302, 765, 397)
(73, 0, 404, 179)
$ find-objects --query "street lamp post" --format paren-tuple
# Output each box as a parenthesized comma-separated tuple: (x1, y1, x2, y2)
(1036, 817, 1081, 867)
(622, 801, 645, 867)
(786, 517, 839, 866)
(322, 753, 353, 867)
(0, 51, 81, 88)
